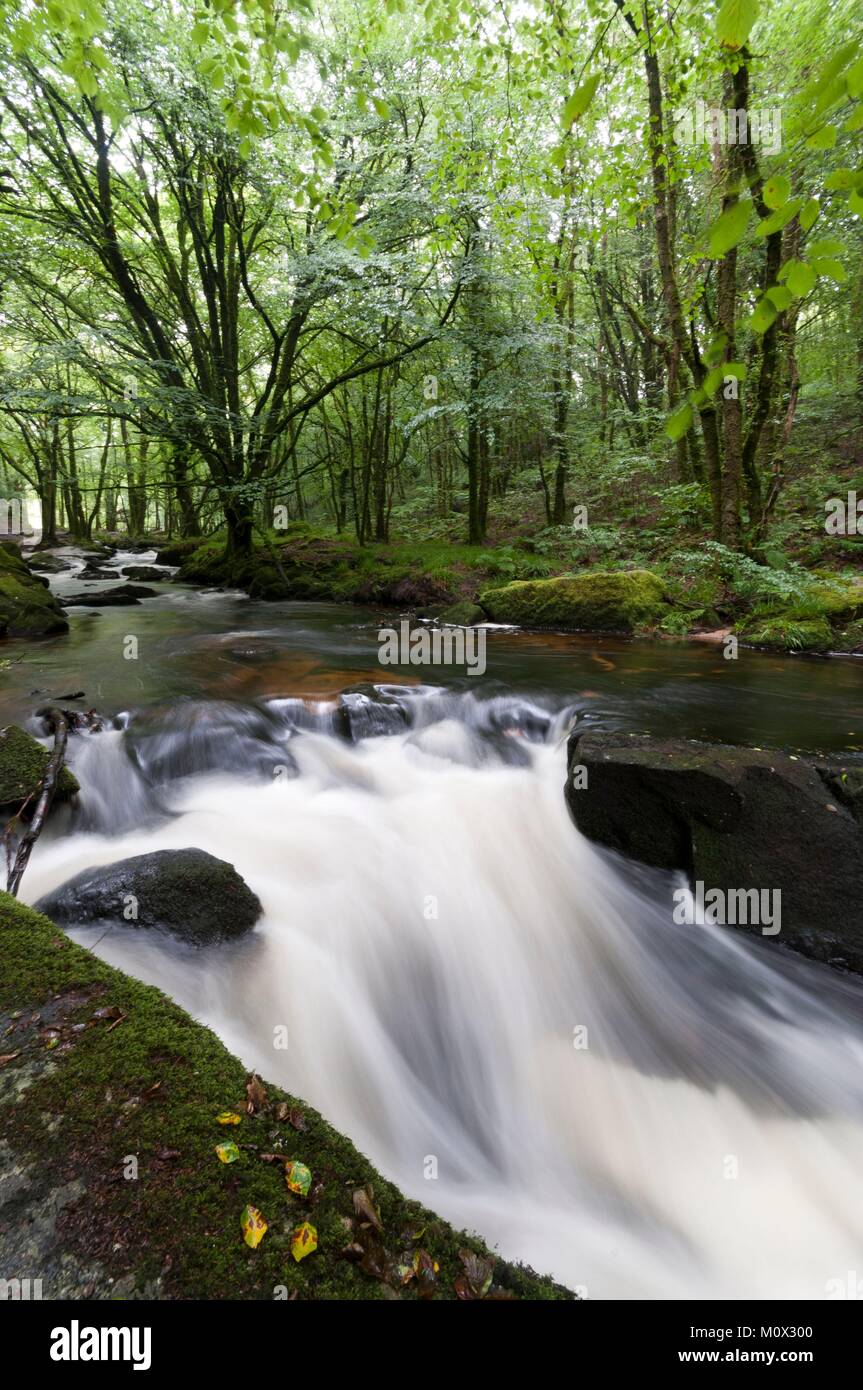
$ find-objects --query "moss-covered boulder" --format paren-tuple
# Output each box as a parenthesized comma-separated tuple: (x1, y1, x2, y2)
(155, 537, 207, 566)
(35, 848, 262, 945)
(737, 615, 833, 652)
(479, 569, 668, 631)
(0, 724, 79, 811)
(0, 542, 68, 637)
(0, 892, 571, 1300)
(438, 601, 487, 626)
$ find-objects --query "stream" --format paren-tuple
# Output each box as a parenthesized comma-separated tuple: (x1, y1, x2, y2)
(4, 548, 863, 1299)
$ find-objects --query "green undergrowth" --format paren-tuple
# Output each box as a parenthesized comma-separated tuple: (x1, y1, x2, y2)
(168, 526, 863, 654)
(0, 893, 571, 1301)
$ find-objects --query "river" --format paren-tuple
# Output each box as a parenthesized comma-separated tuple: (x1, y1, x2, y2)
(4, 548, 863, 1298)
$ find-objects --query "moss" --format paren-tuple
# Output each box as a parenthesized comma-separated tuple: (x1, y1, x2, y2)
(0, 893, 571, 1301)
(438, 601, 487, 626)
(737, 615, 833, 652)
(0, 724, 79, 810)
(479, 569, 669, 631)
(0, 542, 68, 638)
(154, 538, 207, 566)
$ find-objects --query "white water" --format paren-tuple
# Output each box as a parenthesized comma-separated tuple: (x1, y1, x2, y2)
(21, 697, 863, 1299)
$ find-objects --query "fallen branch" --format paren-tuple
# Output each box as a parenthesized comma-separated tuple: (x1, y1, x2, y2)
(5, 707, 69, 898)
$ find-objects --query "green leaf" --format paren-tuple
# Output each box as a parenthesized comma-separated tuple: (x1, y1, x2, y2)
(372, 96, 390, 119)
(848, 56, 863, 100)
(723, 362, 747, 381)
(843, 104, 863, 133)
(786, 260, 816, 297)
(765, 285, 793, 311)
(811, 257, 847, 284)
(666, 402, 693, 440)
(755, 199, 803, 238)
(751, 296, 778, 333)
(851, 187, 863, 215)
(806, 126, 837, 150)
(824, 168, 860, 191)
(716, 0, 759, 50)
(800, 198, 820, 231)
(762, 175, 790, 210)
(807, 239, 844, 258)
(563, 74, 601, 128)
(707, 200, 752, 257)
(703, 366, 725, 397)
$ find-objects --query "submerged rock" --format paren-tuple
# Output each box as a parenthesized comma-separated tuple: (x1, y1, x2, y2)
(0, 543, 69, 637)
(0, 725, 79, 811)
(63, 583, 157, 607)
(566, 730, 863, 972)
(480, 569, 668, 631)
(35, 848, 262, 944)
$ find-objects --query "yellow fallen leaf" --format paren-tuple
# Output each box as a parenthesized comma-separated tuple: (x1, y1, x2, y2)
(217, 1111, 242, 1125)
(241, 1205, 267, 1249)
(291, 1221, 318, 1262)
(215, 1141, 240, 1164)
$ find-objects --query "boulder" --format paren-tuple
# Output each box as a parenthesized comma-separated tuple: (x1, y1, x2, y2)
(438, 601, 487, 626)
(0, 543, 69, 637)
(0, 724, 79, 811)
(565, 730, 863, 972)
(121, 565, 167, 581)
(63, 583, 157, 607)
(35, 848, 262, 945)
(27, 554, 75, 574)
(480, 569, 668, 631)
(333, 683, 409, 740)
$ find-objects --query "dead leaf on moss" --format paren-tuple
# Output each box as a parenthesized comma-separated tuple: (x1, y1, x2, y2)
(217, 1111, 242, 1126)
(245, 1073, 267, 1114)
(0, 1051, 21, 1066)
(352, 1184, 383, 1232)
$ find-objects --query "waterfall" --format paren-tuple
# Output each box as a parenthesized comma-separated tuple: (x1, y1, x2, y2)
(21, 689, 863, 1299)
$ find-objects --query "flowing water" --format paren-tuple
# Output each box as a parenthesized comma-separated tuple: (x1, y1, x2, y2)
(5, 549, 863, 1298)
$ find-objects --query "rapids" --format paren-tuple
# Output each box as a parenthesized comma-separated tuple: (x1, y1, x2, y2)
(18, 686, 863, 1300)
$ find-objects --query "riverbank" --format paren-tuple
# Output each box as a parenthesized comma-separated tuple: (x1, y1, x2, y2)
(168, 527, 863, 657)
(0, 893, 571, 1300)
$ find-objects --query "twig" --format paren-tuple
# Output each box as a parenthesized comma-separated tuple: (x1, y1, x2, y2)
(6, 707, 69, 898)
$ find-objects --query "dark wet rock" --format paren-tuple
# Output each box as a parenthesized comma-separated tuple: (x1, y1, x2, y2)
(333, 683, 410, 741)
(63, 583, 157, 607)
(0, 543, 69, 637)
(35, 848, 262, 944)
(27, 554, 75, 574)
(566, 730, 863, 972)
(0, 724, 79, 811)
(121, 565, 168, 581)
(124, 699, 296, 784)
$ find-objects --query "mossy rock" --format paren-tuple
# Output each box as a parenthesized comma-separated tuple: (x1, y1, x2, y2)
(35, 848, 261, 946)
(737, 616, 833, 652)
(155, 537, 208, 566)
(437, 601, 487, 626)
(0, 542, 68, 638)
(0, 724, 79, 811)
(479, 569, 668, 631)
(0, 892, 572, 1301)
